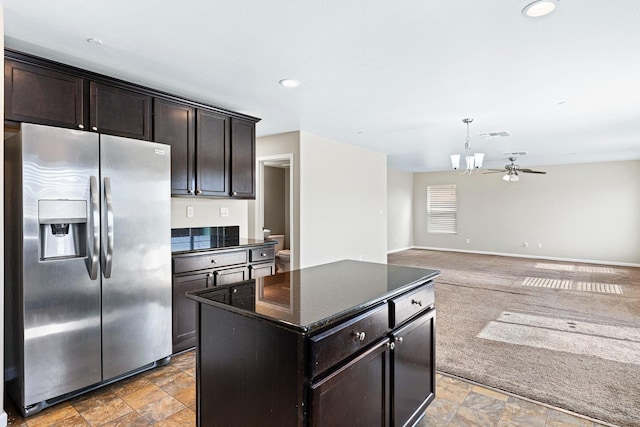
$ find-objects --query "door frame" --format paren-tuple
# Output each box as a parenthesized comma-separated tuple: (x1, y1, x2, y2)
(255, 153, 295, 271)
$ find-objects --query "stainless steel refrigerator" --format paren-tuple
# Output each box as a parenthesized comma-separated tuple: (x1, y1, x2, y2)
(4, 123, 172, 416)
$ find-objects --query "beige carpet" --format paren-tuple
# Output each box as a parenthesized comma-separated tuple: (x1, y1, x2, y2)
(388, 249, 640, 427)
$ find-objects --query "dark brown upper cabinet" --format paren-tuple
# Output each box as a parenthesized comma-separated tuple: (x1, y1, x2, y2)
(153, 98, 196, 195)
(90, 82, 152, 140)
(196, 109, 230, 197)
(230, 118, 256, 198)
(5, 59, 85, 130)
(5, 49, 259, 199)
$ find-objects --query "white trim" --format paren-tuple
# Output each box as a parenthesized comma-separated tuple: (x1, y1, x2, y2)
(0, 411, 6, 427)
(408, 246, 640, 268)
(387, 246, 413, 254)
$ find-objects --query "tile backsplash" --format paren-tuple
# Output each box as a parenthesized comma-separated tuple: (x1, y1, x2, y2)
(171, 226, 240, 252)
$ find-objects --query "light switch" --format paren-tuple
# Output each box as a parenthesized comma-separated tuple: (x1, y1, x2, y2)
(220, 207, 230, 217)
(186, 206, 194, 218)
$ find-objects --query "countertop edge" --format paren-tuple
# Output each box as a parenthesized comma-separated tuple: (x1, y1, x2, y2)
(186, 270, 440, 335)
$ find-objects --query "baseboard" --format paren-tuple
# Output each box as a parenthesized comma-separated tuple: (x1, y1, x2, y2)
(387, 246, 413, 254)
(407, 246, 640, 268)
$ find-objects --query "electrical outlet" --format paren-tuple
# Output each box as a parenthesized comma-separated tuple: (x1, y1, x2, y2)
(523, 242, 529, 248)
(186, 206, 194, 218)
(537, 243, 543, 249)
(466, 238, 471, 244)
(220, 207, 230, 217)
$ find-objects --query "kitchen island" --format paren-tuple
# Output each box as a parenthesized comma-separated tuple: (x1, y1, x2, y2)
(186, 260, 440, 427)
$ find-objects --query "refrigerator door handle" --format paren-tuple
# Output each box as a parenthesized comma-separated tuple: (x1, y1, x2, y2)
(87, 176, 100, 279)
(102, 176, 114, 278)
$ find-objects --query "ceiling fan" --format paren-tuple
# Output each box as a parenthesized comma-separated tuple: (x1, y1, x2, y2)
(485, 157, 547, 182)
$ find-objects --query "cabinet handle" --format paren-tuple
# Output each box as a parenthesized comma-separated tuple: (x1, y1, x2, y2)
(395, 336, 404, 344)
(187, 189, 193, 195)
(387, 342, 395, 350)
(354, 331, 366, 341)
(261, 253, 267, 257)
(207, 273, 213, 278)
(91, 126, 98, 131)
(78, 124, 84, 129)
(232, 191, 238, 196)
(195, 189, 202, 195)
(411, 299, 423, 307)
(211, 259, 217, 264)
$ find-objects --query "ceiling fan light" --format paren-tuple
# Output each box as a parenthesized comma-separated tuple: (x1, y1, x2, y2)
(474, 152, 485, 168)
(510, 173, 520, 182)
(502, 173, 511, 182)
(450, 154, 460, 170)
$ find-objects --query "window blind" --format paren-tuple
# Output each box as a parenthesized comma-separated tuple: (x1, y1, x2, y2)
(427, 184, 457, 233)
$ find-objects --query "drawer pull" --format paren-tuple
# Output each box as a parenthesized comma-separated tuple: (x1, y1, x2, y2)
(411, 299, 423, 307)
(387, 342, 396, 350)
(395, 336, 404, 344)
(261, 253, 267, 257)
(354, 331, 366, 341)
(207, 273, 213, 278)
(211, 259, 217, 264)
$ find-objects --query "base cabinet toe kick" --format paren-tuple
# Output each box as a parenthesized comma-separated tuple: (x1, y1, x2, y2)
(186, 260, 439, 427)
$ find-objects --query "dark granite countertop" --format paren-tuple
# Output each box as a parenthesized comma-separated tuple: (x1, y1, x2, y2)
(186, 260, 440, 334)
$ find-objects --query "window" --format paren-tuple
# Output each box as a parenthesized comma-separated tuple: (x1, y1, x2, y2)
(427, 184, 457, 234)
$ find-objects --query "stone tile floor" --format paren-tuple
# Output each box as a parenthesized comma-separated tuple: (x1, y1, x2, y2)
(7, 350, 611, 426)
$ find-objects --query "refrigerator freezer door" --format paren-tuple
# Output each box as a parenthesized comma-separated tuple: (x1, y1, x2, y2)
(99, 135, 172, 379)
(17, 124, 102, 406)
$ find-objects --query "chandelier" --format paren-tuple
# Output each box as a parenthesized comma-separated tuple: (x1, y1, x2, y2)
(450, 118, 484, 175)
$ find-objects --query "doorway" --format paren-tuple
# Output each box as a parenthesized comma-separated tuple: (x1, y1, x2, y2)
(256, 153, 295, 271)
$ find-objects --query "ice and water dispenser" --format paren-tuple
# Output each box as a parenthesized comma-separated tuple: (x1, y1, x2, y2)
(38, 200, 88, 260)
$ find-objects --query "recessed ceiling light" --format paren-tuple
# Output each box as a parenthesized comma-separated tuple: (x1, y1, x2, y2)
(86, 38, 103, 45)
(522, 0, 558, 18)
(279, 79, 300, 88)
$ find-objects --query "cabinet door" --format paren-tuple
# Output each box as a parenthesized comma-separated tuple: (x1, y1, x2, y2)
(249, 262, 275, 279)
(172, 272, 211, 353)
(213, 266, 249, 286)
(196, 109, 230, 196)
(230, 118, 255, 198)
(90, 82, 152, 140)
(153, 98, 196, 195)
(310, 339, 390, 427)
(391, 309, 436, 427)
(5, 59, 85, 129)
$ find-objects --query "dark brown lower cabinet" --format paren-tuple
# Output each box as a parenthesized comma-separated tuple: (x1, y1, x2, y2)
(171, 245, 275, 354)
(310, 339, 390, 427)
(391, 310, 436, 426)
(189, 280, 436, 427)
(172, 272, 210, 353)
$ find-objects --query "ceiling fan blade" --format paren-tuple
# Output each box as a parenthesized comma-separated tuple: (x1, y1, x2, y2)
(485, 169, 506, 172)
(520, 169, 547, 174)
(483, 171, 505, 174)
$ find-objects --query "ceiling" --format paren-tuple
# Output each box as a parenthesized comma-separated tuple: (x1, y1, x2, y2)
(3, 0, 640, 172)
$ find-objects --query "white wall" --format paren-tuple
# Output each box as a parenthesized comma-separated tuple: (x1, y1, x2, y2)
(171, 198, 249, 236)
(299, 132, 387, 268)
(412, 160, 640, 265)
(387, 168, 414, 253)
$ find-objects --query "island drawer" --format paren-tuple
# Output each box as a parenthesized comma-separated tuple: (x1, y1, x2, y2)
(389, 282, 434, 328)
(249, 247, 274, 262)
(173, 249, 248, 274)
(309, 303, 388, 379)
